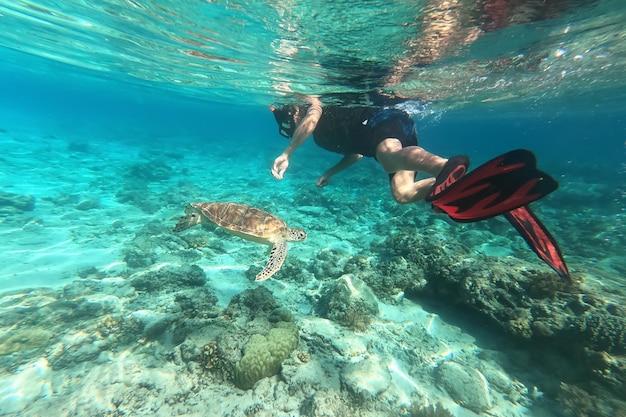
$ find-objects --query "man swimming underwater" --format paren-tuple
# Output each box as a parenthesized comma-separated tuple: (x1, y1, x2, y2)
(270, 97, 570, 281)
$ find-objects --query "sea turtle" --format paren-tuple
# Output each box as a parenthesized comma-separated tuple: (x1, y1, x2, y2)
(173, 202, 307, 281)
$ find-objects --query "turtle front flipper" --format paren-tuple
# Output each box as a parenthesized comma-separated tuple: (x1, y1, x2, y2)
(256, 240, 287, 282)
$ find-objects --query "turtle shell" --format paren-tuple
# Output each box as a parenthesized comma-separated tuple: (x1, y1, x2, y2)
(191, 202, 287, 240)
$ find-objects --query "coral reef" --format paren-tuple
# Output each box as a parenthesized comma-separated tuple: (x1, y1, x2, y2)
(368, 254, 427, 300)
(0, 190, 36, 212)
(223, 286, 279, 320)
(409, 402, 454, 417)
(270, 257, 311, 283)
(122, 220, 172, 267)
(220, 289, 301, 389)
(565, 313, 626, 354)
(174, 288, 219, 319)
(2, 163, 624, 417)
(296, 351, 311, 363)
(316, 275, 379, 331)
(520, 270, 581, 299)
(0, 328, 53, 356)
(311, 249, 348, 280)
(0, 189, 36, 226)
(129, 264, 206, 292)
(0, 279, 142, 371)
(75, 196, 100, 211)
(126, 160, 173, 182)
(341, 356, 392, 400)
(435, 361, 492, 413)
(356, 227, 468, 301)
(170, 287, 302, 390)
(268, 307, 294, 323)
(371, 227, 626, 416)
(558, 382, 612, 417)
(115, 183, 161, 214)
(233, 321, 299, 389)
(297, 389, 357, 417)
(200, 340, 221, 371)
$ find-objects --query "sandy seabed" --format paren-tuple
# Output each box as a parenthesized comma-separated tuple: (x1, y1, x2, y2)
(1, 124, 625, 417)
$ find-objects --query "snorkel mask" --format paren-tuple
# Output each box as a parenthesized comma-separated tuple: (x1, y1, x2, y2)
(270, 105, 299, 138)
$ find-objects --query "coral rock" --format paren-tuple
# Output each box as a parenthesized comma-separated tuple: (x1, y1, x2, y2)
(233, 322, 299, 389)
(435, 361, 493, 413)
(316, 274, 379, 331)
(341, 356, 391, 400)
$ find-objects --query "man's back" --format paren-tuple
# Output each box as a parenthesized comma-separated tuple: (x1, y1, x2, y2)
(312, 106, 382, 156)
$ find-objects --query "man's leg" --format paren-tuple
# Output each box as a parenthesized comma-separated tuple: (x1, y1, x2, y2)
(389, 170, 436, 203)
(375, 138, 446, 176)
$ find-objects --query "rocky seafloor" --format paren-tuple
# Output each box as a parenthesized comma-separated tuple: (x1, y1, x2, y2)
(1, 209, 625, 417)
(1, 130, 625, 417)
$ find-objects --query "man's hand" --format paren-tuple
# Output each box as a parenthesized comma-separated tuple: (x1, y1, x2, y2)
(316, 173, 332, 188)
(272, 154, 290, 179)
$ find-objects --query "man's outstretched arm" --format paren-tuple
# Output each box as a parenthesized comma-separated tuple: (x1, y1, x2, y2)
(272, 101, 323, 179)
(317, 153, 363, 187)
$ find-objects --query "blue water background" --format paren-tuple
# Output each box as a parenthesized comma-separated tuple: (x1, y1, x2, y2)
(3, 51, 625, 180)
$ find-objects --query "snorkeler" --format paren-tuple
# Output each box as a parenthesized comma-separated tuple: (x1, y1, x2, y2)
(270, 99, 570, 281)
(270, 96, 447, 204)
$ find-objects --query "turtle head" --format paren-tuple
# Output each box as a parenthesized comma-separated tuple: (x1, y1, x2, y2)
(173, 204, 203, 232)
(287, 228, 307, 242)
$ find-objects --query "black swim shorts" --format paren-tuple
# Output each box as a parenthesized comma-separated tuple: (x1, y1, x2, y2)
(365, 108, 418, 158)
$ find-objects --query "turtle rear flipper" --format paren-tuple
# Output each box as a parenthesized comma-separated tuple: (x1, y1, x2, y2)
(256, 240, 287, 281)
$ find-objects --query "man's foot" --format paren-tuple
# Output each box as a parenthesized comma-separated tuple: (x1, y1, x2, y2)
(426, 155, 469, 202)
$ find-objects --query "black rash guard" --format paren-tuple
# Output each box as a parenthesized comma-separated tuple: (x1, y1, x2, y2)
(310, 106, 418, 157)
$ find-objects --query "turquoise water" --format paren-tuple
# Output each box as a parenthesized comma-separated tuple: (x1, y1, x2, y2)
(1, 1, 626, 417)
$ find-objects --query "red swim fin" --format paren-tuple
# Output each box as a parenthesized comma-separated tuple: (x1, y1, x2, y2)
(504, 206, 571, 283)
(426, 155, 470, 202)
(430, 149, 558, 222)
